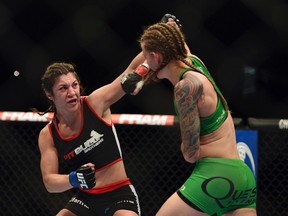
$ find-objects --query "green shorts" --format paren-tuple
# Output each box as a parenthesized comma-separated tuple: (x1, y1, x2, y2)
(178, 157, 256, 216)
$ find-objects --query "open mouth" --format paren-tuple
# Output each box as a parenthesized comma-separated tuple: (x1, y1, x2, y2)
(68, 99, 77, 104)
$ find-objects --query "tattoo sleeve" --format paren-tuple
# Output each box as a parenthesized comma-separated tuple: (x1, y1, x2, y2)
(174, 73, 203, 160)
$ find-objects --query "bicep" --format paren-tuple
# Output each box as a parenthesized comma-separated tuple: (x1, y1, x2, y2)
(88, 81, 123, 117)
(38, 128, 59, 176)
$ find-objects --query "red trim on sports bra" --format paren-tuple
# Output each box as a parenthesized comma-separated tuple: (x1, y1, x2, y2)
(84, 96, 113, 127)
(95, 158, 123, 172)
(50, 97, 85, 141)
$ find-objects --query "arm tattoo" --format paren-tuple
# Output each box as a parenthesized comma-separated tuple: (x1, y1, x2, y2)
(174, 73, 203, 159)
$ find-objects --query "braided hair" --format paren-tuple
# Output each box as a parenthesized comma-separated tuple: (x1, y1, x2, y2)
(139, 23, 200, 83)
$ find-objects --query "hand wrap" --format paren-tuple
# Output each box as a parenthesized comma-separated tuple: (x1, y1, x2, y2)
(161, 13, 182, 30)
(69, 165, 96, 190)
(121, 64, 149, 94)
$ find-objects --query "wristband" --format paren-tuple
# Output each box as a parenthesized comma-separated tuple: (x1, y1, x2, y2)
(135, 64, 149, 77)
(141, 63, 149, 69)
(69, 171, 79, 188)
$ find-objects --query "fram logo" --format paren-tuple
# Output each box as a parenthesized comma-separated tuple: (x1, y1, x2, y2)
(64, 130, 104, 160)
(112, 114, 175, 126)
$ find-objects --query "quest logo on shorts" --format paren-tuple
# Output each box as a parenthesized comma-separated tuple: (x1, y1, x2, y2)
(201, 176, 256, 208)
(64, 130, 104, 160)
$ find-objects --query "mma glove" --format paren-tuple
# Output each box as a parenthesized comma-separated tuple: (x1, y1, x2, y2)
(121, 63, 149, 94)
(161, 13, 182, 30)
(69, 165, 96, 190)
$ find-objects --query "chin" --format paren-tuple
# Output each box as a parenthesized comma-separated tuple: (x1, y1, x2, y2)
(156, 73, 165, 80)
(68, 103, 80, 111)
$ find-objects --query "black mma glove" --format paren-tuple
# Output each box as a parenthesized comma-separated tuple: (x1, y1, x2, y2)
(121, 63, 149, 94)
(161, 13, 182, 30)
(69, 165, 96, 190)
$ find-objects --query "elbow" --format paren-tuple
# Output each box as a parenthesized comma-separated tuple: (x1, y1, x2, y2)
(42, 177, 59, 193)
(44, 184, 63, 194)
(43, 184, 54, 193)
(183, 153, 199, 164)
(45, 187, 55, 193)
(43, 180, 56, 193)
(181, 143, 200, 164)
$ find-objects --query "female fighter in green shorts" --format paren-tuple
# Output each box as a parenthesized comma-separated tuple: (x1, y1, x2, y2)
(122, 14, 257, 216)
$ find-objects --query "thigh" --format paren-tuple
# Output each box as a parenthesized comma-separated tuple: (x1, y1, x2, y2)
(224, 208, 257, 216)
(102, 185, 141, 216)
(113, 209, 138, 216)
(56, 208, 77, 216)
(156, 192, 208, 216)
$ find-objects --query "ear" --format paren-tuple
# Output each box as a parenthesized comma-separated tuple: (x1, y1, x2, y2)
(153, 52, 163, 65)
(45, 91, 53, 101)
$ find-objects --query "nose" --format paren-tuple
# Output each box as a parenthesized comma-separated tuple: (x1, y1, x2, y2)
(67, 86, 75, 96)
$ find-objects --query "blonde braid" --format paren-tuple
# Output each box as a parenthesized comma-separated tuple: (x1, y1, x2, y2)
(140, 23, 201, 83)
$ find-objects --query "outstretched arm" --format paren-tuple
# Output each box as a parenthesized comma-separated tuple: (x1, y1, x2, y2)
(87, 51, 147, 115)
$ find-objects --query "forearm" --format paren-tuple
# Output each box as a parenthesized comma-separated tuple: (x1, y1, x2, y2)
(103, 61, 148, 107)
(90, 51, 147, 109)
(43, 173, 73, 193)
(44, 165, 95, 192)
(111, 52, 146, 88)
(122, 52, 146, 76)
(181, 141, 200, 164)
(180, 119, 201, 163)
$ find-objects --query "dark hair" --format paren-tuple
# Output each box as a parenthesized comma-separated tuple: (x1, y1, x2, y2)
(39, 62, 84, 116)
(139, 23, 199, 83)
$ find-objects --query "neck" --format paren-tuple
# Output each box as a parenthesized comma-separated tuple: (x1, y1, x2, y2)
(56, 107, 81, 126)
(160, 60, 188, 86)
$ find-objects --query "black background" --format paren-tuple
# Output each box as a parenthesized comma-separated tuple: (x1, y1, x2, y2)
(1, 0, 288, 119)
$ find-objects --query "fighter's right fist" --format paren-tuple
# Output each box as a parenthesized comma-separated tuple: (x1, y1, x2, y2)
(161, 13, 182, 30)
(69, 165, 96, 190)
(121, 63, 149, 94)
